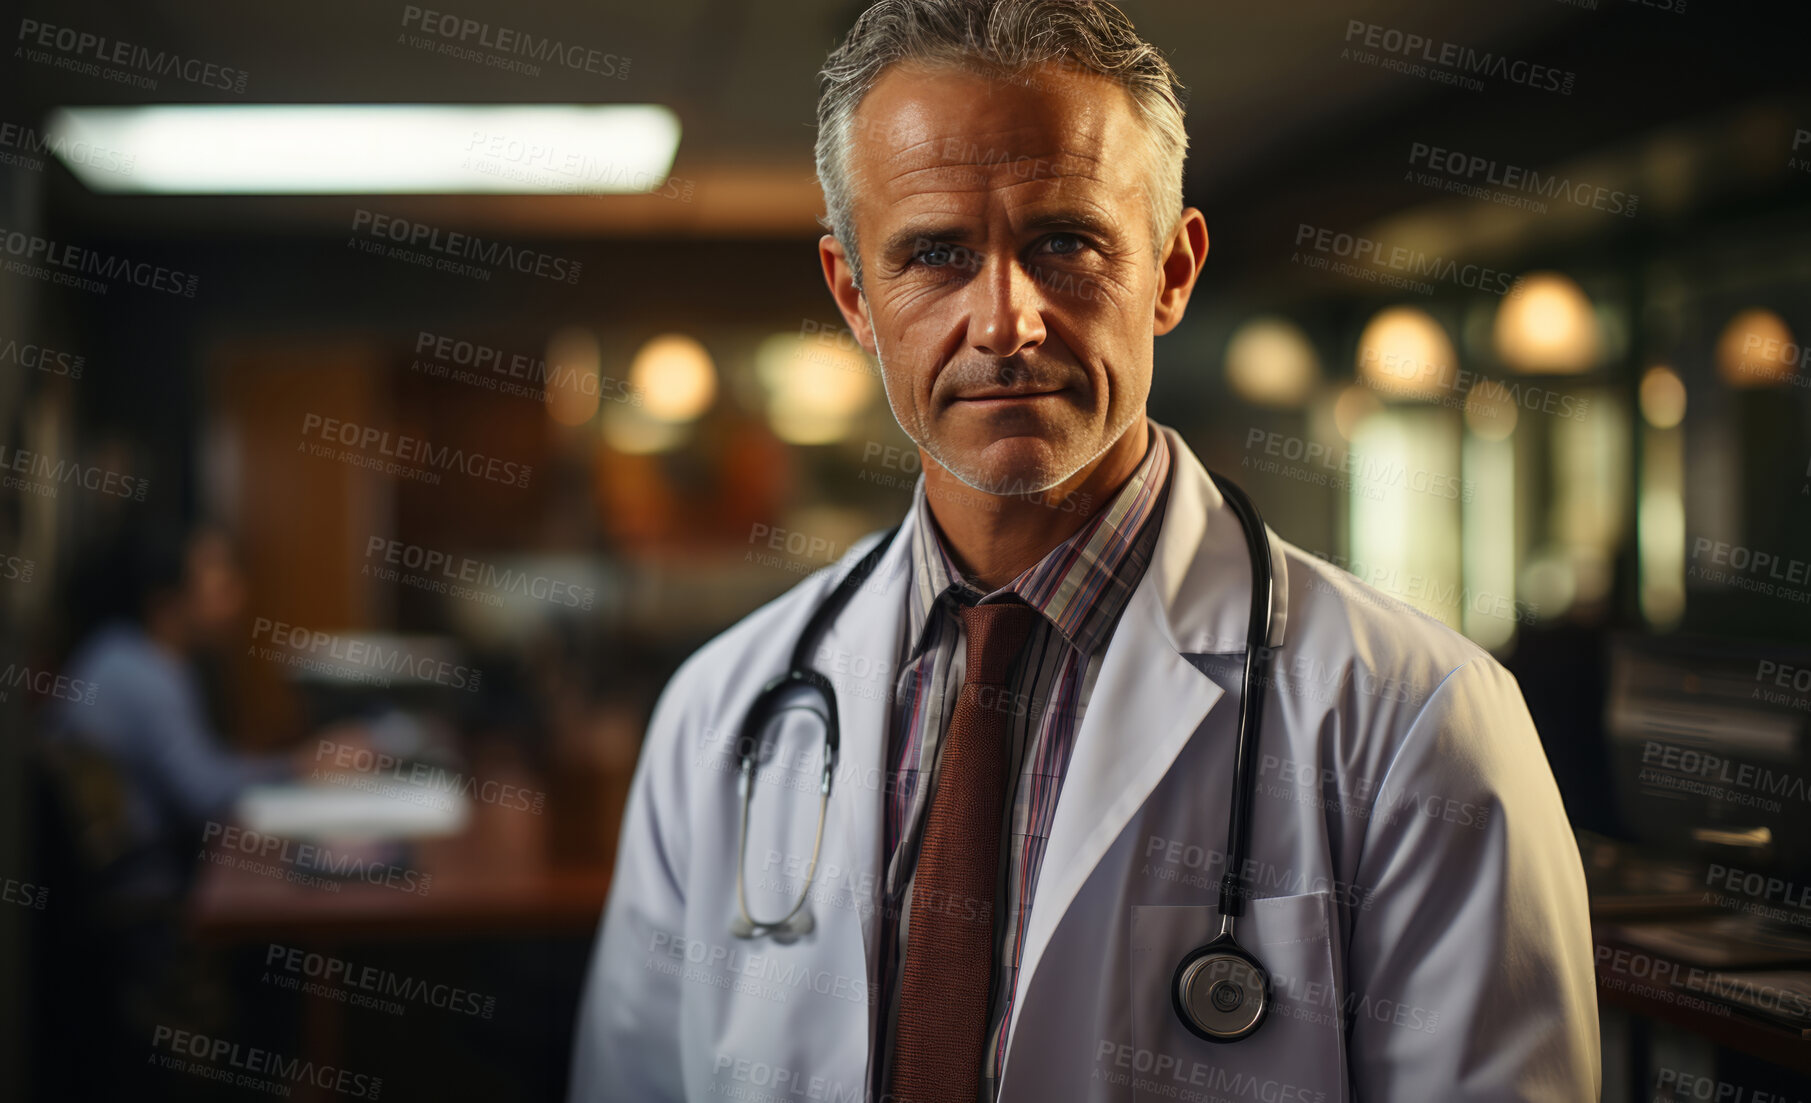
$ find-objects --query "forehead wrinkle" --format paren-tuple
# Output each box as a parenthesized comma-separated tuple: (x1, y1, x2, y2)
(860, 97, 1117, 178)
(882, 173, 1125, 226)
(878, 161, 1109, 199)
(875, 130, 1111, 179)
(874, 138, 1113, 199)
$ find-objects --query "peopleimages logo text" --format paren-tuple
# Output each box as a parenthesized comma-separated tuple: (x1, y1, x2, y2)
(1344, 20, 1575, 94)
(0, 662, 98, 705)
(203, 821, 432, 895)
(364, 536, 594, 609)
(251, 617, 482, 692)
(1293, 223, 1518, 297)
(0, 443, 148, 500)
(149, 1026, 380, 1098)
(16, 19, 251, 92)
(0, 119, 135, 176)
(349, 208, 581, 284)
(0, 226, 198, 297)
(1690, 538, 1811, 586)
(300, 414, 532, 489)
(265, 943, 497, 1019)
(1407, 142, 1637, 217)
(412, 331, 640, 406)
(0, 337, 84, 378)
(399, 6, 630, 79)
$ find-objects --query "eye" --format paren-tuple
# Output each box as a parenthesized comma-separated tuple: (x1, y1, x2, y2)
(909, 242, 983, 272)
(1040, 233, 1089, 257)
(914, 243, 958, 268)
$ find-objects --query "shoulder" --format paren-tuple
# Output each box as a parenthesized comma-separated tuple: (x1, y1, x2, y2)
(64, 623, 187, 702)
(1275, 536, 1498, 705)
(1263, 535, 1535, 784)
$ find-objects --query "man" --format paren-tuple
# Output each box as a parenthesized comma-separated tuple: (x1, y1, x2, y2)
(38, 520, 309, 1097)
(48, 520, 303, 898)
(571, 2, 1598, 1100)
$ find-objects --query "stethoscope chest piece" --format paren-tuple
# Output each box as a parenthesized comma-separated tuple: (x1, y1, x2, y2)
(1171, 934, 1271, 1043)
(729, 909, 814, 943)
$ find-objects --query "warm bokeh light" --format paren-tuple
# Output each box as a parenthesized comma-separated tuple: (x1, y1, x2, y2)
(1356, 306, 1458, 400)
(1521, 553, 1578, 619)
(1347, 408, 1464, 631)
(1548, 389, 1629, 608)
(1332, 384, 1384, 441)
(1639, 471, 1686, 630)
(1636, 371, 1686, 628)
(754, 333, 879, 445)
(1494, 272, 1600, 374)
(1224, 317, 1321, 408)
(1462, 428, 1518, 649)
(1463, 380, 1519, 442)
(544, 327, 603, 427)
(1714, 308, 1798, 387)
(1638, 365, 1687, 428)
(629, 334, 717, 422)
(598, 405, 688, 455)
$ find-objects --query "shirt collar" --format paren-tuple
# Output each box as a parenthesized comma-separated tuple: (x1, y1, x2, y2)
(904, 417, 1171, 659)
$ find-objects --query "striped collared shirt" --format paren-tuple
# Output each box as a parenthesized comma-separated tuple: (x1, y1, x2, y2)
(872, 418, 1172, 1101)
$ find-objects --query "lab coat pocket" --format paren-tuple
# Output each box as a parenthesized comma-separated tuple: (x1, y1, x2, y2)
(1128, 894, 1348, 1103)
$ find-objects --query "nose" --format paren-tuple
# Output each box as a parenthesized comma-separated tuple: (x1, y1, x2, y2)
(964, 253, 1047, 359)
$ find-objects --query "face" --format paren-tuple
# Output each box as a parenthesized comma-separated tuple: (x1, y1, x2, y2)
(823, 60, 1205, 497)
(184, 529, 246, 641)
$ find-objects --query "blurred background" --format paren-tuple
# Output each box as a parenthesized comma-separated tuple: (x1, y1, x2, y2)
(1, 0, 1809, 1099)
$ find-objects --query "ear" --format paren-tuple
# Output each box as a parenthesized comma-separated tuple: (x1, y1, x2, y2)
(819, 234, 878, 356)
(1152, 208, 1208, 337)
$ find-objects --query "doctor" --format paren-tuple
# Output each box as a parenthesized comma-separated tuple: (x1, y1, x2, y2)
(571, 0, 1599, 1099)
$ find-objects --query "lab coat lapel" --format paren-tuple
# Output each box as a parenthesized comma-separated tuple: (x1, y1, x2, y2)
(1003, 423, 1289, 1056)
(1005, 556, 1225, 1045)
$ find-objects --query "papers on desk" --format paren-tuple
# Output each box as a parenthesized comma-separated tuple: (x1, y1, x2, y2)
(1688, 970, 1811, 1033)
(1609, 914, 1811, 1034)
(237, 780, 470, 841)
(1610, 913, 1811, 969)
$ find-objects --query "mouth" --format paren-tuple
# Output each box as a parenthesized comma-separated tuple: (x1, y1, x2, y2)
(951, 386, 1068, 407)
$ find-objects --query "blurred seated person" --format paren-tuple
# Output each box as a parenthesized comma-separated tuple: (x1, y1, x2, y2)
(45, 517, 306, 900)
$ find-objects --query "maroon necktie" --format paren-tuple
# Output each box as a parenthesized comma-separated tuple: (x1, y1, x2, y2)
(889, 599, 1042, 1103)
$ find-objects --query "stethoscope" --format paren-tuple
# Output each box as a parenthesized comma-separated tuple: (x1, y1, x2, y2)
(728, 469, 1279, 1044)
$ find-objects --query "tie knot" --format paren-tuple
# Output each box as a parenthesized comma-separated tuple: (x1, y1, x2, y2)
(959, 600, 1042, 686)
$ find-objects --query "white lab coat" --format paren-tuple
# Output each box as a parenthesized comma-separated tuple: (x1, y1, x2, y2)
(570, 421, 1599, 1102)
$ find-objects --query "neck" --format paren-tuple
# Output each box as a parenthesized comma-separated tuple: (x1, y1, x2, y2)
(922, 418, 1149, 592)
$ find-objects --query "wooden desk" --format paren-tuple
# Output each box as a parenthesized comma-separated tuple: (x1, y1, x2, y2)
(190, 844, 612, 943)
(185, 769, 618, 1101)
(190, 770, 616, 943)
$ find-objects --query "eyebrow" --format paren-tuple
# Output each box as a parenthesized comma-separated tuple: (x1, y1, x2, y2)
(877, 209, 1122, 264)
(879, 222, 973, 264)
(1020, 209, 1119, 240)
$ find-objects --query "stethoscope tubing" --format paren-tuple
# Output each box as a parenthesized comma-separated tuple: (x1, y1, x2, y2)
(726, 468, 1278, 1040)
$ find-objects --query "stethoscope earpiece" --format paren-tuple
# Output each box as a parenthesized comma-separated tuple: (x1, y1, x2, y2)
(1171, 926, 1271, 1043)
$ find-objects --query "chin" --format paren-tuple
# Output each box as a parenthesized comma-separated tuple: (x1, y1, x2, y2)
(943, 437, 1084, 497)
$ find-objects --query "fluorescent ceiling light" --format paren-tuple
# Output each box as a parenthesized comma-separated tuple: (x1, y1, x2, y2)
(44, 103, 681, 195)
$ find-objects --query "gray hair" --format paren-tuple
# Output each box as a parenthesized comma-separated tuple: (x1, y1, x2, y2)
(814, 0, 1190, 289)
